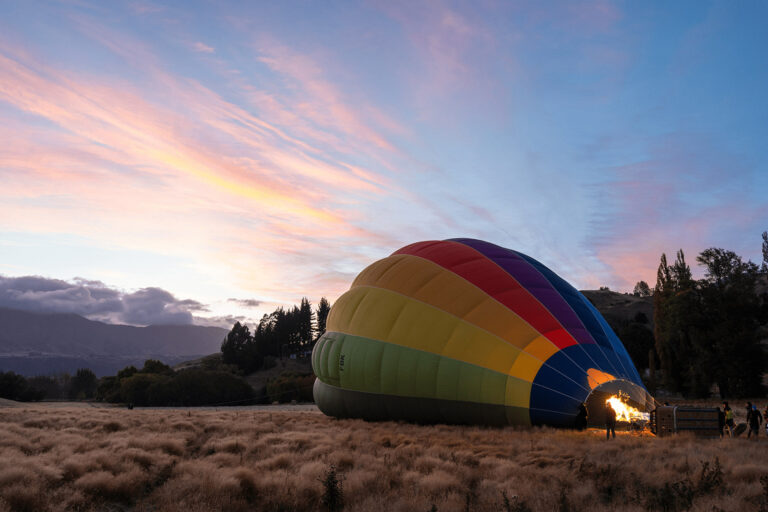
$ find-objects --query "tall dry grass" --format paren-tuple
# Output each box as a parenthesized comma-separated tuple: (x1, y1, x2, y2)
(0, 406, 766, 512)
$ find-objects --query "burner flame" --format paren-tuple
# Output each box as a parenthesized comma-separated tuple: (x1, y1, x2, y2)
(606, 392, 649, 422)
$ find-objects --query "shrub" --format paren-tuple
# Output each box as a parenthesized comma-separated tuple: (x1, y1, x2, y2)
(644, 479, 694, 512)
(265, 372, 314, 403)
(120, 373, 170, 406)
(141, 359, 174, 375)
(502, 491, 532, 512)
(96, 376, 120, 402)
(0, 483, 45, 512)
(696, 457, 723, 494)
(758, 475, 768, 512)
(320, 464, 343, 512)
(165, 369, 253, 406)
(69, 368, 98, 399)
(26, 376, 62, 400)
(0, 372, 54, 401)
(103, 365, 253, 406)
(0, 372, 29, 401)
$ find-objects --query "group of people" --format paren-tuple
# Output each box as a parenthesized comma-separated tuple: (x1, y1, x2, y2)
(573, 401, 618, 439)
(576, 400, 767, 440)
(719, 401, 766, 439)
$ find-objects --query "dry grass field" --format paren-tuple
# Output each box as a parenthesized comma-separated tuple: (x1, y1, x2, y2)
(0, 406, 767, 512)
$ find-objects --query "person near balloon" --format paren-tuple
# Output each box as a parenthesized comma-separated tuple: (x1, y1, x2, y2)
(717, 406, 725, 438)
(605, 402, 616, 439)
(723, 402, 734, 438)
(575, 403, 588, 431)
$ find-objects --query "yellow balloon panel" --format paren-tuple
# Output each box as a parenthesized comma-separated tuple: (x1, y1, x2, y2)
(352, 254, 559, 353)
(329, 285, 543, 380)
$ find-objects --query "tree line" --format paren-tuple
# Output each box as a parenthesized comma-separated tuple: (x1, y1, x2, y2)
(0, 368, 98, 401)
(651, 233, 768, 398)
(0, 360, 256, 406)
(97, 359, 253, 407)
(221, 297, 331, 374)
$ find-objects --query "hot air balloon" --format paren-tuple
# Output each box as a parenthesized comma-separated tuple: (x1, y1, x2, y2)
(311, 239, 653, 427)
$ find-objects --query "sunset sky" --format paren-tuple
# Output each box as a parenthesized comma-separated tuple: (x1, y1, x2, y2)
(1, 1, 767, 327)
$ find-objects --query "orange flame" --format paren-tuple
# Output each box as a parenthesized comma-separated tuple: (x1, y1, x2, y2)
(605, 393, 649, 422)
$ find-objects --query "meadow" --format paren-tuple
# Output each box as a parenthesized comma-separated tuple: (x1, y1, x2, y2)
(0, 405, 766, 512)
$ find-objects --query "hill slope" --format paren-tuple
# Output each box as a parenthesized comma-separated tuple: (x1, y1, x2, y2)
(0, 308, 227, 376)
(580, 289, 654, 328)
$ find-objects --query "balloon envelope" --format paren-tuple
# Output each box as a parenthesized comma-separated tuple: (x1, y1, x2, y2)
(312, 239, 652, 427)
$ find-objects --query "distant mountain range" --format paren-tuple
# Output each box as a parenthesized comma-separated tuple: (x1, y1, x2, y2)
(0, 308, 227, 376)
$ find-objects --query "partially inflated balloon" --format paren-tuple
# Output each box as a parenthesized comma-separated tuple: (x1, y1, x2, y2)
(312, 239, 652, 427)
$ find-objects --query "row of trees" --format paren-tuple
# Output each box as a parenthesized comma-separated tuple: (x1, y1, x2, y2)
(653, 238, 768, 398)
(0, 368, 97, 401)
(2, 358, 258, 406)
(221, 297, 331, 374)
(97, 359, 253, 406)
(2, 356, 310, 405)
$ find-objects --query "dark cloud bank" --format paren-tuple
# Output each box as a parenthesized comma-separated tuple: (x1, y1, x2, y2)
(0, 275, 209, 326)
(227, 298, 261, 308)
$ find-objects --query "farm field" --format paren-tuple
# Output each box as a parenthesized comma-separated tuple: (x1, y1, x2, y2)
(0, 405, 766, 512)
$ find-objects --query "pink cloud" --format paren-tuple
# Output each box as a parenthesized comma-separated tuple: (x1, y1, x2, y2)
(255, 40, 404, 155)
(0, 37, 406, 305)
(377, 2, 493, 100)
(191, 41, 215, 54)
(0, 45, 397, 219)
(66, 16, 406, 188)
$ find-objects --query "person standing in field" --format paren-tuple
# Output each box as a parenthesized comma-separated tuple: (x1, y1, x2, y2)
(575, 403, 588, 431)
(723, 402, 734, 437)
(605, 402, 616, 440)
(747, 404, 762, 439)
(717, 406, 725, 438)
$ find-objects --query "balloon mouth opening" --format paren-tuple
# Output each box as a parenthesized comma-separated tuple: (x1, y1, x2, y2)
(584, 379, 655, 426)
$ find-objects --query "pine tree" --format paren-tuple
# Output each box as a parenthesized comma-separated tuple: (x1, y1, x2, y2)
(654, 251, 699, 394)
(298, 297, 314, 347)
(653, 253, 674, 390)
(316, 297, 331, 340)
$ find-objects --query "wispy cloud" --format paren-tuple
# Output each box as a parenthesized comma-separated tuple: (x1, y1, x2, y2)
(227, 298, 261, 308)
(128, 2, 164, 15)
(191, 41, 214, 53)
(376, 2, 495, 112)
(0, 27, 405, 306)
(254, 39, 406, 158)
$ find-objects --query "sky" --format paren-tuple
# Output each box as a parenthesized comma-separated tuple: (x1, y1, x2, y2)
(1, 0, 767, 327)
